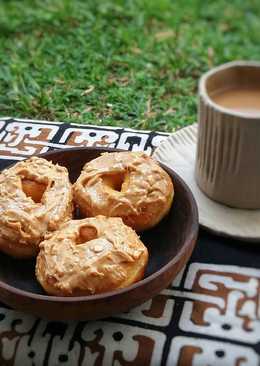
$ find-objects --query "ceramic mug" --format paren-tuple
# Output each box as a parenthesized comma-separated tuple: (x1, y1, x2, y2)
(195, 60, 260, 209)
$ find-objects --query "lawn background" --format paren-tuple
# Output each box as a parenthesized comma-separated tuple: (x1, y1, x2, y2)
(1, 0, 260, 132)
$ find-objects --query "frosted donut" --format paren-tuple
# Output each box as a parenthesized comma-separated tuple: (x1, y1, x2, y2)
(73, 152, 174, 231)
(0, 157, 73, 258)
(36, 216, 148, 296)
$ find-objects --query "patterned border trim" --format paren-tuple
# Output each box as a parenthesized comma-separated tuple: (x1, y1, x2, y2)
(0, 118, 169, 161)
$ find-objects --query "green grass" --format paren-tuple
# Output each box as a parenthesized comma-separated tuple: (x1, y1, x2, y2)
(0, 0, 260, 132)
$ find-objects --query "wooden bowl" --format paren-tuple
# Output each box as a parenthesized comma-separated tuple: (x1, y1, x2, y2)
(0, 147, 198, 320)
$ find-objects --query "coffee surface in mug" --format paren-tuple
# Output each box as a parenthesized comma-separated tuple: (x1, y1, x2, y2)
(212, 87, 260, 115)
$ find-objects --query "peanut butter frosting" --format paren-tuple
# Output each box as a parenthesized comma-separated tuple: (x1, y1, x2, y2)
(73, 152, 174, 231)
(36, 216, 148, 296)
(0, 157, 73, 258)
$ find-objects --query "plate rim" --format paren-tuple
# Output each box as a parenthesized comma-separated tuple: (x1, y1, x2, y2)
(154, 124, 260, 243)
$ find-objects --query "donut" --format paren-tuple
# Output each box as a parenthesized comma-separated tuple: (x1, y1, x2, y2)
(73, 152, 174, 231)
(0, 157, 73, 258)
(36, 216, 148, 296)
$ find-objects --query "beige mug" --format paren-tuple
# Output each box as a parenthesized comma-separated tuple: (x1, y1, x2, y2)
(195, 61, 260, 209)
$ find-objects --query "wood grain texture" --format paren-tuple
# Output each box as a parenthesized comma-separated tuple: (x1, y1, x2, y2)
(0, 147, 198, 320)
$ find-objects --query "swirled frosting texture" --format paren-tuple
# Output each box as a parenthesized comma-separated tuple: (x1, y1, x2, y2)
(73, 152, 174, 231)
(36, 216, 148, 296)
(0, 157, 73, 258)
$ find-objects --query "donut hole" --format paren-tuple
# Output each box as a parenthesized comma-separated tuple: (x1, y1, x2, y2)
(103, 173, 126, 192)
(76, 225, 98, 244)
(21, 179, 47, 203)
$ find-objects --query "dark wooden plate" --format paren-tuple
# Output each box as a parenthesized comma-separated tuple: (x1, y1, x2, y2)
(0, 147, 198, 320)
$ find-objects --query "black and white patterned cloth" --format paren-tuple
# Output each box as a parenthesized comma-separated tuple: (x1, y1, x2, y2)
(0, 117, 259, 366)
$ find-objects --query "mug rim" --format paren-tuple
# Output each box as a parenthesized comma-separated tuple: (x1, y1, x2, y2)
(199, 60, 260, 120)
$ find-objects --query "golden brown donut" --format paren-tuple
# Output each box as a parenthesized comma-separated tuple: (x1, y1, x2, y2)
(0, 157, 73, 258)
(36, 216, 148, 296)
(73, 152, 174, 231)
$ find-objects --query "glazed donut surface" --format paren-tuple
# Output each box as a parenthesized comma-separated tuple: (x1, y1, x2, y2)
(36, 216, 148, 296)
(73, 152, 174, 231)
(0, 157, 73, 258)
